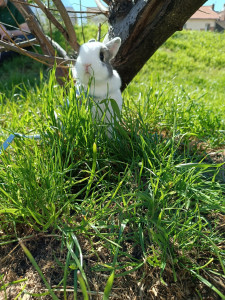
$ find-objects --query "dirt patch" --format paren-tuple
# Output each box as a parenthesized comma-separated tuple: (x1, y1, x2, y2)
(1, 233, 224, 300)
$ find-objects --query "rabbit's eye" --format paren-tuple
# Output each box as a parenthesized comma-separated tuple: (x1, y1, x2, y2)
(99, 51, 104, 62)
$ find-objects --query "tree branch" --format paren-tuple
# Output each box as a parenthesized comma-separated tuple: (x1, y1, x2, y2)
(12, 0, 103, 14)
(32, 0, 70, 43)
(110, 0, 207, 90)
(0, 38, 37, 52)
(102, 0, 110, 5)
(0, 39, 75, 65)
(5, 0, 207, 90)
(52, 0, 80, 51)
(10, 0, 73, 85)
(95, 0, 109, 15)
(12, 0, 56, 56)
(46, 36, 70, 59)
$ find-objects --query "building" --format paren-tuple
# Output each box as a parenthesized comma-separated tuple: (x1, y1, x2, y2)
(33, 5, 77, 31)
(86, 7, 107, 24)
(66, 7, 77, 25)
(184, 4, 225, 31)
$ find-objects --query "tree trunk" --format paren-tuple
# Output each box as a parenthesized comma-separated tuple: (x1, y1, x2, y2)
(109, 0, 207, 90)
(3, 0, 206, 89)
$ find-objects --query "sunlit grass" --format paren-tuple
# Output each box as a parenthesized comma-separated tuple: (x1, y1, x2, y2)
(0, 30, 225, 299)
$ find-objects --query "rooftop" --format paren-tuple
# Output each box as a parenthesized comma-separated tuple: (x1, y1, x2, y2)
(190, 5, 219, 20)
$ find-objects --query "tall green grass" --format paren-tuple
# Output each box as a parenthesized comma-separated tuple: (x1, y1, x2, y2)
(0, 30, 225, 299)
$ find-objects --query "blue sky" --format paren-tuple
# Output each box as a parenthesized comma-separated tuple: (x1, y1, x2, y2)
(67, 0, 224, 12)
(68, 0, 96, 10)
(205, 0, 224, 11)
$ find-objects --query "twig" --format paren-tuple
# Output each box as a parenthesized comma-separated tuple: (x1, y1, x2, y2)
(46, 36, 70, 59)
(0, 38, 37, 52)
(102, 0, 110, 5)
(11, 0, 104, 14)
(52, 0, 80, 51)
(13, 0, 56, 57)
(80, 0, 85, 43)
(49, 287, 120, 298)
(0, 40, 74, 66)
(97, 23, 101, 41)
(95, 0, 109, 15)
(32, 0, 71, 46)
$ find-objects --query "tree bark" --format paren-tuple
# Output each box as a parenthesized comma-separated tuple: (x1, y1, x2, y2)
(109, 0, 207, 90)
(3, 0, 206, 89)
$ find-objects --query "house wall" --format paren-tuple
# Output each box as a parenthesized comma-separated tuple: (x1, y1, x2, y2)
(32, 6, 77, 30)
(185, 19, 216, 31)
(86, 12, 107, 24)
(66, 7, 77, 25)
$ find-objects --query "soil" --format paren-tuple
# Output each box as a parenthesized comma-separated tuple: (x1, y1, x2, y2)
(1, 232, 225, 300)
(1, 142, 225, 299)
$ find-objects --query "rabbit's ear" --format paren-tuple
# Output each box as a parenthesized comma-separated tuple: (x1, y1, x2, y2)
(88, 39, 96, 42)
(105, 37, 121, 60)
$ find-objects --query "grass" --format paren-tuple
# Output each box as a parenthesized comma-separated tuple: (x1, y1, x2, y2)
(0, 54, 45, 93)
(0, 30, 225, 299)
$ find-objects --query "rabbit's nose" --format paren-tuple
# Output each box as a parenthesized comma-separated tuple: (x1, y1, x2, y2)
(84, 63, 91, 72)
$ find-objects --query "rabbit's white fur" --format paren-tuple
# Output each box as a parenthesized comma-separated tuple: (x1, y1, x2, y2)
(73, 37, 122, 122)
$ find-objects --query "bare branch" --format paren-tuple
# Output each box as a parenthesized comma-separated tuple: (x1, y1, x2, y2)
(0, 38, 37, 52)
(12, 0, 103, 14)
(97, 23, 101, 41)
(4, 0, 206, 90)
(102, 0, 110, 5)
(10, 0, 73, 85)
(45, 36, 70, 59)
(32, 0, 70, 43)
(12, 0, 56, 56)
(0, 40, 75, 65)
(52, 0, 80, 51)
(110, 0, 206, 90)
(95, 0, 109, 15)
(12, 0, 74, 59)
(27, 15, 56, 56)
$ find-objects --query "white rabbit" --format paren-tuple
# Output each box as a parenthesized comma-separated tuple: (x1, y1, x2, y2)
(73, 37, 122, 126)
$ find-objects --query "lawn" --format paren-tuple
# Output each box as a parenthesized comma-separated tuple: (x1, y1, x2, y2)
(0, 30, 225, 299)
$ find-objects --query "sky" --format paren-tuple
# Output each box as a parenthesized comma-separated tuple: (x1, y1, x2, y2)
(205, 0, 224, 11)
(66, 0, 225, 12)
(67, 0, 97, 10)
(64, 1, 225, 25)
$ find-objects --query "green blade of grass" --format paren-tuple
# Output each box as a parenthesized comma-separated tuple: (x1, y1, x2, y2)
(103, 270, 115, 300)
(85, 142, 97, 199)
(0, 278, 27, 291)
(14, 284, 27, 300)
(77, 271, 89, 300)
(20, 241, 59, 300)
(66, 241, 89, 290)
(190, 269, 225, 300)
(176, 162, 224, 169)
